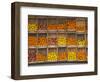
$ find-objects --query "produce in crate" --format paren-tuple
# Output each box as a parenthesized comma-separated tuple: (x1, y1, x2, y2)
(48, 24, 57, 30)
(58, 52, 67, 61)
(66, 19, 76, 31)
(57, 24, 65, 30)
(68, 48, 76, 61)
(36, 53, 46, 62)
(48, 48, 57, 61)
(28, 36, 37, 46)
(28, 49, 36, 63)
(28, 23, 38, 32)
(57, 35, 66, 46)
(76, 19, 86, 32)
(38, 36, 47, 46)
(67, 34, 76, 45)
(77, 48, 87, 61)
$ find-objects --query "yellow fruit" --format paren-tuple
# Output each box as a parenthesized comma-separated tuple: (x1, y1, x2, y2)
(48, 52, 57, 61)
(57, 37, 66, 46)
(28, 23, 38, 32)
(68, 52, 76, 61)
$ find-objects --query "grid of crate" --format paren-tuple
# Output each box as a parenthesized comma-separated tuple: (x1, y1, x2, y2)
(28, 15, 88, 65)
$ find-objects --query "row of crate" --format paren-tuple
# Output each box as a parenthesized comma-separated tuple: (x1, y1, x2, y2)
(28, 34, 87, 47)
(28, 47, 87, 63)
(28, 17, 87, 32)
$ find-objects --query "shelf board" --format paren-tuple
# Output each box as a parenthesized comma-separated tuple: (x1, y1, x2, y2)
(38, 30, 47, 33)
(58, 45, 66, 47)
(58, 30, 66, 32)
(29, 46, 47, 48)
(48, 45, 58, 48)
(37, 46, 47, 48)
(67, 45, 77, 48)
(48, 30, 57, 32)
(28, 45, 87, 48)
(28, 31, 37, 34)
(28, 30, 88, 34)
(28, 46, 36, 48)
(67, 29, 76, 32)
(28, 61, 87, 66)
(77, 45, 87, 48)
(77, 31, 87, 34)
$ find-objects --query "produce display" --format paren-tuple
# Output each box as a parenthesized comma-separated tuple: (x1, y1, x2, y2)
(57, 24, 65, 30)
(66, 19, 76, 31)
(77, 48, 87, 61)
(28, 23, 38, 32)
(38, 19, 47, 30)
(77, 35, 86, 46)
(28, 16, 88, 65)
(28, 49, 36, 63)
(58, 50, 67, 61)
(48, 38, 57, 46)
(76, 19, 86, 32)
(77, 40, 86, 46)
(48, 52, 58, 61)
(57, 36, 66, 46)
(68, 48, 76, 61)
(67, 34, 76, 45)
(48, 48, 57, 61)
(38, 36, 47, 46)
(28, 35, 37, 47)
(36, 53, 46, 62)
(48, 24, 57, 30)
(48, 34, 57, 46)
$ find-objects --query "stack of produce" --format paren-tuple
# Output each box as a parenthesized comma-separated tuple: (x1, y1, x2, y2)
(68, 49, 76, 61)
(77, 39, 86, 46)
(38, 37, 47, 46)
(66, 19, 76, 31)
(48, 24, 57, 30)
(76, 20, 86, 32)
(77, 35, 86, 46)
(28, 49, 36, 63)
(48, 37, 57, 46)
(57, 24, 65, 30)
(58, 52, 67, 61)
(67, 36, 76, 45)
(28, 23, 38, 32)
(38, 22, 47, 30)
(48, 51, 57, 61)
(77, 49, 87, 61)
(57, 36, 66, 46)
(28, 36, 37, 46)
(36, 53, 46, 62)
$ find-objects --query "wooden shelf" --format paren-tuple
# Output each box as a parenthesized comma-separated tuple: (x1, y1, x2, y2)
(28, 61, 87, 66)
(67, 45, 77, 48)
(29, 45, 87, 48)
(28, 15, 88, 65)
(28, 46, 37, 48)
(77, 45, 87, 48)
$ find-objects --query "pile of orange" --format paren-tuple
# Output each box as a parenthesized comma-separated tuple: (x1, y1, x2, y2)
(67, 37, 76, 45)
(38, 37, 47, 46)
(77, 49, 87, 61)
(48, 24, 57, 30)
(36, 53, 46, 62)
(66, 20, 76, 31)
(28, 36, 37, 46)
(76, 21, 86, 32)
(57, 24, 65, 30)
(58, 52, 67, 61)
